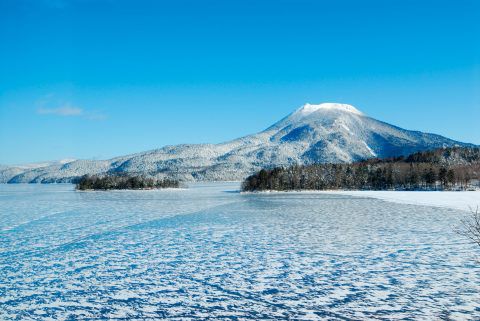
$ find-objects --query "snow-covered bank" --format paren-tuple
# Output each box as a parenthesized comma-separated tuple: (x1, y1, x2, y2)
(320, 190, 480, 212)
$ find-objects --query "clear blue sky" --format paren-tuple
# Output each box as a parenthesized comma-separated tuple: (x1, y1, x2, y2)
(0, 0, 478, 165)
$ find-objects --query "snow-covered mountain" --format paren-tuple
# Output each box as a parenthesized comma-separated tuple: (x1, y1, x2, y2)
(1, 103, 475, 183)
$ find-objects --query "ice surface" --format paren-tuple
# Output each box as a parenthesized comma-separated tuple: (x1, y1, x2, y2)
(0, 183, 479, 319)
(318, 190, 480, 212)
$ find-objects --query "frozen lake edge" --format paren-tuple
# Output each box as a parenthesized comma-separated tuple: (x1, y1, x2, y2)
(246, 189, 480, 212)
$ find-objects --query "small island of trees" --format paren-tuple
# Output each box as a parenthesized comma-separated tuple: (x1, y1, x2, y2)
(76, 174, 180, 191)
(243, 147, 480, 192)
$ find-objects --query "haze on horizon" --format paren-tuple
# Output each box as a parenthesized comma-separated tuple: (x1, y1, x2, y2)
(0, 0, 479, 165)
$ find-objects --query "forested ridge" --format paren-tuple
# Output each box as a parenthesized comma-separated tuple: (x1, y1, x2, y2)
(242, 147, 480, 192)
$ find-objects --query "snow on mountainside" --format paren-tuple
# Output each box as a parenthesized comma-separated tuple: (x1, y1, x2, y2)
(1, 103, 476, 183)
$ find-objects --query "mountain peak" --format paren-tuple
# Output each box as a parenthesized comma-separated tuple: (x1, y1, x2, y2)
(297, 103, 363, 116)
(1, 102, 473, 183)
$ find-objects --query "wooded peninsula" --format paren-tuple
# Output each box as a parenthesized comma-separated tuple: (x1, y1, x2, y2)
(242, 147, 480, 192)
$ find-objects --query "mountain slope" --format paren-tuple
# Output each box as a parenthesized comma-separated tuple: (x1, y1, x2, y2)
(1, 103, 475, 183)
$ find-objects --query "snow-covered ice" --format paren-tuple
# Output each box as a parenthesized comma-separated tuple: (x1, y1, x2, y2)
(0, 183, 479, 319)
(319, 190, 480, 212)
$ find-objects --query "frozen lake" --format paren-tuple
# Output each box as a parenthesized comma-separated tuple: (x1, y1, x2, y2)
(0, 183, 479, 320)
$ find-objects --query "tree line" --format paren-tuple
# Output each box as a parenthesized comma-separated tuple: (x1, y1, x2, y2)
(76, 174, 180, 190)
(242, 147, 480, 192)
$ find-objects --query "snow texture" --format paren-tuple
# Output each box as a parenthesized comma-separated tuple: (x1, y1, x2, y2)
(0, 182, 479, 319)
(1, 103, 475, 183)
(277, 190, 480, 212)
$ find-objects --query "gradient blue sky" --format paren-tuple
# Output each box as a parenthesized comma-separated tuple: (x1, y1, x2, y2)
(0, 0, 479, 165)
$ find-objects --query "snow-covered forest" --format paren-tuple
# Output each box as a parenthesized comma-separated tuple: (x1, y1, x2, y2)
(76, 174, 180, 190)
(242, 147, 480, 191)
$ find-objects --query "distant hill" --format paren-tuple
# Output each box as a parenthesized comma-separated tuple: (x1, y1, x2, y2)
(1, 103, 476, 183)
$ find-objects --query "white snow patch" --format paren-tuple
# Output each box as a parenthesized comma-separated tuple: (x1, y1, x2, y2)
(362, 141, 377, 157)
(320, 190, 480, 212)
(340, 123, 351, 132)
(297, 103, 363, 116)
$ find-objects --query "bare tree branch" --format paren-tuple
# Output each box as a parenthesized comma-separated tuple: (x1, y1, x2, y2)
(460, 207, 480, 247)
